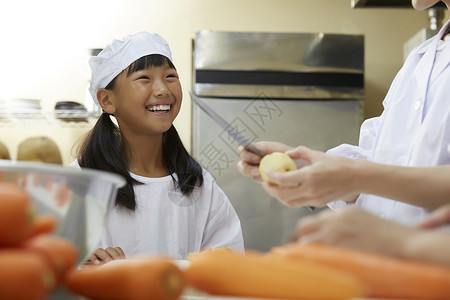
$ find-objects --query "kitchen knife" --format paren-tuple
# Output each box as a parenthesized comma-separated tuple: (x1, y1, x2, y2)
(190, 92, 265, 157)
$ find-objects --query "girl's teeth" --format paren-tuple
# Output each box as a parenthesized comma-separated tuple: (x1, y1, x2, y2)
(148, 105, 170, 111)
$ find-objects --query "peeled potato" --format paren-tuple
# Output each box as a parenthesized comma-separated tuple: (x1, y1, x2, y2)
(259, 152, 297, 184)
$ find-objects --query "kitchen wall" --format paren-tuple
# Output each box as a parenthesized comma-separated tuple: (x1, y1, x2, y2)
(0, 0, 447, 165)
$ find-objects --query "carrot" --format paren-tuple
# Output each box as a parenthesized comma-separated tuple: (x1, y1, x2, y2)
(65, 256, 185, 300)
(187, 246, 234, 261)
(0, 182, 34, 247)
(270, 243, 450, 300)
(0, 249, 56, 300)
(23, 234, 78, 283)
(54, 184, 71, 207)
(30, 215, 58, 237)
(185, 250, 366, 300)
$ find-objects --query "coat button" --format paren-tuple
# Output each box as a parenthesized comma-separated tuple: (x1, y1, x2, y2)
(414, 99, 421, 111)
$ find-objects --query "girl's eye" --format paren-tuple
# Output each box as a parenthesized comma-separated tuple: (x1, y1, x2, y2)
(138, 76, 150, 80)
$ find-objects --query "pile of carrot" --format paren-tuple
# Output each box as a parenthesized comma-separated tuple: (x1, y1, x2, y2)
(269, 243, 450, 300)
(65, 256, 186, 300)
(185, 249, 367, 300)
(0, 181, 187, 300)
(5, 180, 450, 300)
(0, 182, 78, 300)
(184, 243, 450, 300)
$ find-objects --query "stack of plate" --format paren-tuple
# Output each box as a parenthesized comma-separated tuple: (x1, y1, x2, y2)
(54, 101, 88, 122)
(0, 100, 6, 118)
(7, 98, 42, 113)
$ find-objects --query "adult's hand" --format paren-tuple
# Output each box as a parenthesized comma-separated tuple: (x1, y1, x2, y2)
(296, 207, 414, 258)
(296, 206, 450, 266)
(261, 146, 359, 207)
(236, 141, 293, 183)
(418, 204, 450, 229)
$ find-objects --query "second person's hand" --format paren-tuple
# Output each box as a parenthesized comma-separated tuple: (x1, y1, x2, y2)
(295, 207, 415, 257)
(418, 204, 450, 229)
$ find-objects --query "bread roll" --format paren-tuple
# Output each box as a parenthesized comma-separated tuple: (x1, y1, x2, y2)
(0, 141, 10, 160)
(17, 137, 63, 165)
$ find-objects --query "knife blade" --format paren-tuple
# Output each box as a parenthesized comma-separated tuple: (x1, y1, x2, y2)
(190, 92, 265, 157)
(190, 92, 315, 212)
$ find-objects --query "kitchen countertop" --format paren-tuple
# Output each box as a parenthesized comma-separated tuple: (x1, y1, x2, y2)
(180, 289, 397, 300)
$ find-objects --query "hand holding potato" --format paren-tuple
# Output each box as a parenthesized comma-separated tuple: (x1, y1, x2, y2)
(237, 142, 360, 207)
(257, 146, 359, 208)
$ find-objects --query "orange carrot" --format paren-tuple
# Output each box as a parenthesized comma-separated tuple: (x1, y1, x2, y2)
(0, 249, 56, 300)
(270, 243, 450, 300)
(185, 250, 366, 300)
(54, 184, 70, 207)
(23, 234, 78, 283)
(30, 215, 58, 237)
(65, 256, 185, 300)
(0, 182, 34, 247)
(187, 246, 234, 261)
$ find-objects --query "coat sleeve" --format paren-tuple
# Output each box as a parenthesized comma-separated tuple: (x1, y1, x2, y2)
(200, 176, 245, 251)
(327, 66, 405, 209)
(327, 63, 414, 210)
(327, 106, 385, 161)
(326, 114, 382, 209)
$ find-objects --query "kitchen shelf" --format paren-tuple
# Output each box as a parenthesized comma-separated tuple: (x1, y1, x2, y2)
(0, 110, 101, 127)
(351, 0, 446, 8)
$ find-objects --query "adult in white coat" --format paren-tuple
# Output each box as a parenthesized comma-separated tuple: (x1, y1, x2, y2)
(237, 0, 450, 226)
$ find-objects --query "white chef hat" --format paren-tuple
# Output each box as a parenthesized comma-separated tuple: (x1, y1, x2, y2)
(88, 31, 173, 106)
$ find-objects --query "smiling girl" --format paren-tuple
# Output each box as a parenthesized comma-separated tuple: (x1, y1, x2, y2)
(71, 32, 244, 264)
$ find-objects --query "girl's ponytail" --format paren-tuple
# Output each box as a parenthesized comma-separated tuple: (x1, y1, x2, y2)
(78, 113, 138, 210)
(163, 125, 203, 195)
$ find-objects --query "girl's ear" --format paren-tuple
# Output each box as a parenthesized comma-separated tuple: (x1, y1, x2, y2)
(97, 88, 116, 114)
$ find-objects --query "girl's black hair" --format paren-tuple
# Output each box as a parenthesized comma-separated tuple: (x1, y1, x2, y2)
(77, 54, 203, 210)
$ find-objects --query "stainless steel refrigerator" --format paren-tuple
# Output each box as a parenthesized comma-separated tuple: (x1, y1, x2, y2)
(191, 30, 364, 252)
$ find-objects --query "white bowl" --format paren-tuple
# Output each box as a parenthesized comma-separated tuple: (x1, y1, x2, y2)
(0, 159, 125, 264)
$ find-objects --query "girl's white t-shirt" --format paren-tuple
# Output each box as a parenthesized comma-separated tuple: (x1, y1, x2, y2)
(70, 160, 244, 259)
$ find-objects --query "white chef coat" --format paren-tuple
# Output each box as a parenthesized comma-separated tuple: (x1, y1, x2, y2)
(328, 20, 450, 226)
(70, 160, 244, 259)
